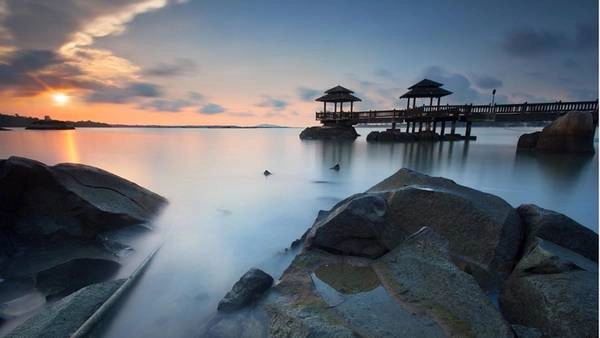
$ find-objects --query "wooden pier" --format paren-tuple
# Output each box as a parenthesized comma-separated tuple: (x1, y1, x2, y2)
(314, 81, 598, 139)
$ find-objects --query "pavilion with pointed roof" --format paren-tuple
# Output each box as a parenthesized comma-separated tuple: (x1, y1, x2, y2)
(316, 85, 362, 113)
(400, 79, 452, 109)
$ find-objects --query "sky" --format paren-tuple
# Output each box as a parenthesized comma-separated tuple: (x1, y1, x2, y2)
(0, 0, 597, 126)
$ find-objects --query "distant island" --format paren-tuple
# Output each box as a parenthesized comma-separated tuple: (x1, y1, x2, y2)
(0, 113, 288, 129)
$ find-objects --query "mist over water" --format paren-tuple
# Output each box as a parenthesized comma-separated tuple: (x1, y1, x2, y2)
(0, 126, 597, 337)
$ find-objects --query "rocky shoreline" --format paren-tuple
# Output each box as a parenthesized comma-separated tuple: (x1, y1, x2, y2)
(208, 169, 598, 337)
(518, 111, 596, 153)
(0, 157, 167, 336)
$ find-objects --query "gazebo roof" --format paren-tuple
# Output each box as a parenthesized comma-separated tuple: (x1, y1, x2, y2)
(316, 85, 361, 102)
(408, 79, 444, 89)
(400, 79, 452, 98)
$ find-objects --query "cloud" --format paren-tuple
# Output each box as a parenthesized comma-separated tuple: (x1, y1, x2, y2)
(228, 111, 254, 117)
(502, 26, 567, 57)
(188, 91, 204, 101)
(199, 103, 225, 114)
(502, 23, 598, 57)
(144, 58, 197, 77)
(138, 98, 193, 112)
(256, 96, 288, 110)
(420, 66, 494, 104)
(85, 81, 161, 103)
(475, 76, 503, 90)
(297, 87, 320, 102)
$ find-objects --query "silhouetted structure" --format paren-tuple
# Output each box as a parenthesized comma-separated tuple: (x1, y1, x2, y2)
(316, 86, 361, 113)
(400, 79, 452, 109)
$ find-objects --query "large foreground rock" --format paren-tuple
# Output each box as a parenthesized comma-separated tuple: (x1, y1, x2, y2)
(299, 126, 359, 140)
(0, 156, 167, 239)
(517, 111, 595, 153)
(305, 168, 523, 284)
(6, 279, 125, 338)
(517, 204, 597, 262)
(217, 268, 273, 313)
(500, 239, 598, 337)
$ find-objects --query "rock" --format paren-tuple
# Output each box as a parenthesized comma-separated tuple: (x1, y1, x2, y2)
(6, 279, 125, 338)
(263, 170, 271, 176)
(329, 164, 340, 171)
(517, 111, 595, 153)
(202, 309, 268, 338)
(366, 130, 418, 142)
(517, 132, 540, 149)
(500, 239, 598, 338)
(517, 204, 597, 262)
(217, 268, 274, 313)
(511, 325, 543, 338)
(299, 126, 359, 140)
(0, 157, 167, 239)
(373, 227, 514, 337)
(306, 168, 523, 284)
(35, 258, 121, 298)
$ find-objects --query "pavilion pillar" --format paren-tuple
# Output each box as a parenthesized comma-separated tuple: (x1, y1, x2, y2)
(465, 121, 472, 138)
(351, 101, 353, 112)
(429, 97, 433, 106)
(334, 102, 337, 112)
(340, 102, 343, 112)
(437, 97, 441, 106)
(323, 102, 326, 112)
(406, 98, 410, 109)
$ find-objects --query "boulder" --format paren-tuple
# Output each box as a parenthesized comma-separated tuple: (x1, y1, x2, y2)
(299, 126, 359, 140)
(516, 132, 540, 149)
(306, 168, 523, 284)
(6, 279, 125, 338)
(373, 227, 514, 337)
(500, 239, 598, 337)
(517, 204, 597, 262)
(35, 258, 121, 298)
(517, 111, 595, 153)
(0, 156, 167, 239)
(217, 268, 274, 313)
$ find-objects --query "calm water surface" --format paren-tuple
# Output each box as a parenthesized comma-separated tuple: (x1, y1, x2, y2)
(0, 127, 597, 337)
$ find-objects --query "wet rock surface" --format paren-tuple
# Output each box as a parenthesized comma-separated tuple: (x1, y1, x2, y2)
(217, 268, 274, 313)
(6, 279, 125, 338)
(206, 168, 596, 337)
(299, 126, 359, 140)
(517, 111, 596, 152)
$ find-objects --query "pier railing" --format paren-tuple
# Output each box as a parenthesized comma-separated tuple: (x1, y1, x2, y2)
(316, 100, 598, 123)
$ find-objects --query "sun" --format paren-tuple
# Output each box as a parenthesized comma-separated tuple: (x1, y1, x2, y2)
(52, 92, 69, 106)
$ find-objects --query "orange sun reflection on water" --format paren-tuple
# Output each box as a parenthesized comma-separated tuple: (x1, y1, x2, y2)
(62, 130, 80, 163)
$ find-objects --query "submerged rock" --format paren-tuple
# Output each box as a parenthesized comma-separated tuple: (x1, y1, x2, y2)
(329, 164, 340, 171)
(517, 111, 595, 153)
(299, 126, 359, 140)
(263, 170, 272, 176)
(217, 268, 274, 313)
(0, 156, 167, 239)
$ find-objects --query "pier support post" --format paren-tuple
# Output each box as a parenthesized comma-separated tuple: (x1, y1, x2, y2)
(411, 120, 416, 133)
(465, 121, 472, 139)
(392, 122, 396, 130)
(441, 121, 446, 136)
(433, 120, 437, 133)
(418, 120, 423, 132)
(406, 121, 410, 133)
(451, 120, 456, 135)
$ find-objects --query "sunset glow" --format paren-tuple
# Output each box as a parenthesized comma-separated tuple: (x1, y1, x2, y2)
(52, 93, 70, 106)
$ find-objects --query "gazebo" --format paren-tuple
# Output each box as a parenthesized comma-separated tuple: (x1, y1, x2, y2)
(316, 85, 362, 113)
(400, 79, 452, 109)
